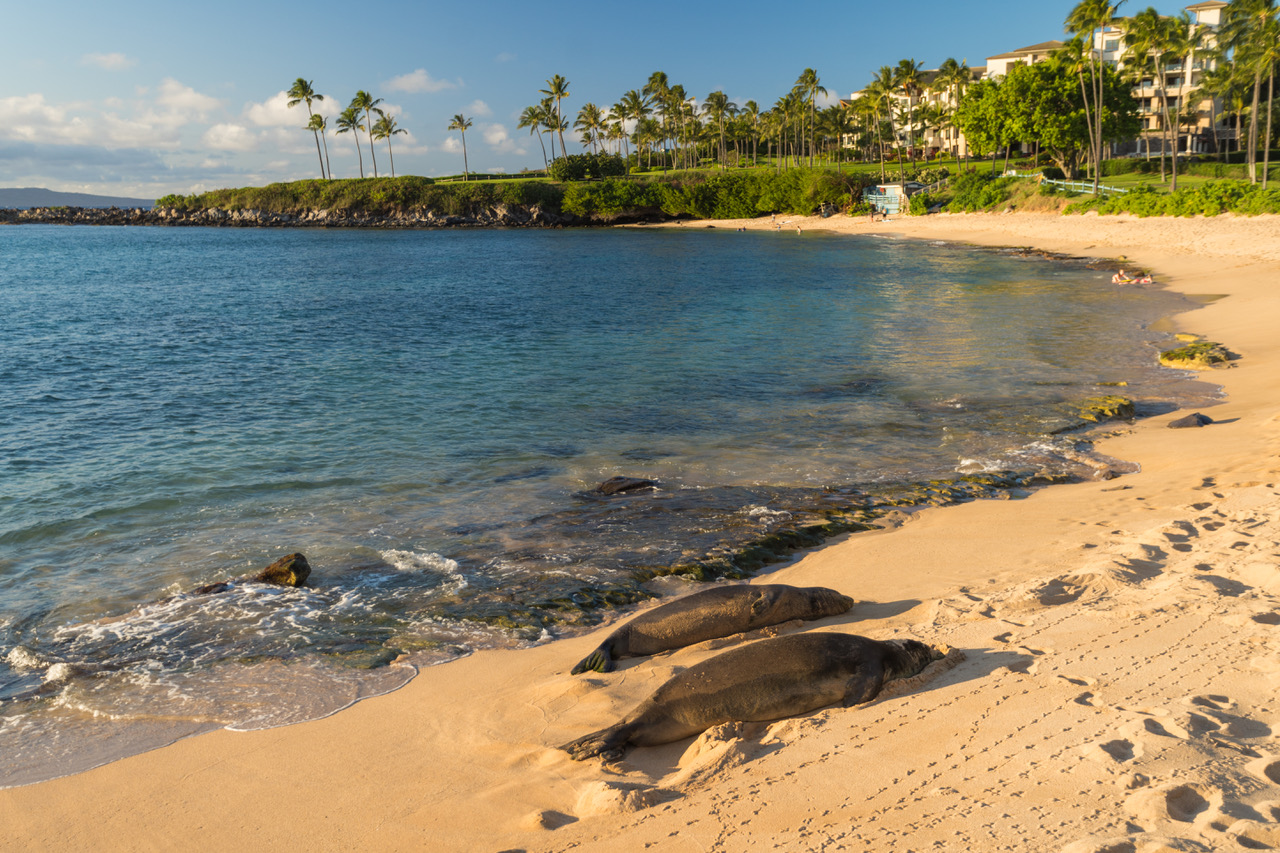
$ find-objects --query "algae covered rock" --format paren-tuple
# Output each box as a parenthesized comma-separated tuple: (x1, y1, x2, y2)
(254, 552, 311, 586)
(1159, 340, 1231, 369)
(1074, 395, 1136, 423)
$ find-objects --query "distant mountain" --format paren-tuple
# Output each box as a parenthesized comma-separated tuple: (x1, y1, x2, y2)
(0, 187, 154, 210)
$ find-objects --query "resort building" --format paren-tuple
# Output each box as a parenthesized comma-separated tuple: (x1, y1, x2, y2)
(844, 0, 1233, 163)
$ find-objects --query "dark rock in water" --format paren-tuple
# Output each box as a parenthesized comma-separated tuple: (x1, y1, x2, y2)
(596, 477, 658, 496)
(191, 581, 234, 596)
(254, 553, 311, 586)
(1168, 412, 1214, 429)
(192, 553, 311, 595)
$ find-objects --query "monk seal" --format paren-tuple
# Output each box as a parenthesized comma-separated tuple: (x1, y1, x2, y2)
(570, 584, 855, 675)
(561, 633, 941, 761)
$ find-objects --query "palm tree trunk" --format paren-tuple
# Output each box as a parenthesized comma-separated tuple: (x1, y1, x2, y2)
(312, 131, 326, 179)
(1248, 72, 1262, 183)
(462, 134, 469, 181)
(365, 115, 379, 178)
(387, 139, 396, 178)
(1077, 70, 1096, 181)
(321, 133, 332, 181)
(535, 128, 547, 169)
(353, 136, 364, 178)
(1265, 67, 1275, 190)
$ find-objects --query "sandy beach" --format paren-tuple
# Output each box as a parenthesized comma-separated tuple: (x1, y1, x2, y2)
(3, 211, 1278, 853)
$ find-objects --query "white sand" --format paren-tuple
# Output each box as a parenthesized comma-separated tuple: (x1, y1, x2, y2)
(3, 211, 1278, 853)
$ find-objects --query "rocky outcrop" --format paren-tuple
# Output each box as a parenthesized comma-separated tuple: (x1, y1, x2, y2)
(1, 203, 584, 229)
(192, 552, 312, 595)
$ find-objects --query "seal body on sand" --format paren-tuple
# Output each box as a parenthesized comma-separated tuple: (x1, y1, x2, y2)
(561, 633, 940, 761)
(570, 584, 855, 675)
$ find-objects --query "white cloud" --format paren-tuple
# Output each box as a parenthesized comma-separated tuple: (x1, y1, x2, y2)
(247, 91, 302, 128)
(495, 52, 517, 63)
(466, 99, 492, 118)
(83, 53, 136, 71)
(480, 122, 525, 156)
(442, 136, 462, 153)
(155, 79, 220, 117)
(384, 69, 458, 94)
(203, 123, 257, 152)
(815, 90, 841, 109)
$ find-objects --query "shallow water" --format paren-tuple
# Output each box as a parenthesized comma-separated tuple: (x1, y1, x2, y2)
(0, 224, 1216, 786)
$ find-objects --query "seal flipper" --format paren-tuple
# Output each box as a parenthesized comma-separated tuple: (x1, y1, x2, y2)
(560, 722, 639, 762)
(570, 644, 615, 675)
(841, 662, 887, 706)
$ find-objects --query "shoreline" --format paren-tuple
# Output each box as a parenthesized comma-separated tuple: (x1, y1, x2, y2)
(3, 212, 1278, 852)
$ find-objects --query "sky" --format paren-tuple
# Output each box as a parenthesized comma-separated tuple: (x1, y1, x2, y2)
(1, 0, 1196, 199)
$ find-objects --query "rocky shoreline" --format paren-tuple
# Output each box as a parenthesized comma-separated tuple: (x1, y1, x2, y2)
(0, 203, 680, 229)
(0, 203, 608, 228)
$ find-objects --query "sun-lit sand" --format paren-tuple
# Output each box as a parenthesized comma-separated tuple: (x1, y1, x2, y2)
(3, 211, 1279, 853)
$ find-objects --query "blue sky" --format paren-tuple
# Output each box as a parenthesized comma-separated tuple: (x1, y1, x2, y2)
(1, 0, 1194, 198)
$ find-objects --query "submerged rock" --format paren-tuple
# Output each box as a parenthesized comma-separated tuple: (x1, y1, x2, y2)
(595, 477, 658, 496)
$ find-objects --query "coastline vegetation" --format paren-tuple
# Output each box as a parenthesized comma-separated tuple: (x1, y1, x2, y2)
(145, 1, 1280, 223)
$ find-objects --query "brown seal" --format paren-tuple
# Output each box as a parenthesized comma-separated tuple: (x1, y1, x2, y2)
(561, 633, 941, 761)
(570, 584, 855, 674)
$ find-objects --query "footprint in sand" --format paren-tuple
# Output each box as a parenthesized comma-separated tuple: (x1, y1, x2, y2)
(1128, 782, 1214, 824)
(1226, 820, 1280, 850)
(1247, 755, 1280, 786)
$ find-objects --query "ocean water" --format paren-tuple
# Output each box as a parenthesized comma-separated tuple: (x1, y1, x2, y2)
(0, 224, 1215, 786)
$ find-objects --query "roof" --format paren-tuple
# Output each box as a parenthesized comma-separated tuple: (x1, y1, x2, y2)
(986, 41, 1065, 61)
(1184, 1, 1228, 9)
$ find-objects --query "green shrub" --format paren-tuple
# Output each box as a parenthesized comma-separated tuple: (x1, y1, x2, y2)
(945, 172, 1015, 212)
(908, 193, 932, 216)
(1067, 180, 1280, 217)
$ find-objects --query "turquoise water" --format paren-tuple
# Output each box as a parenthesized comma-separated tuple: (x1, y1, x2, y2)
(0, 224, 1212, 785)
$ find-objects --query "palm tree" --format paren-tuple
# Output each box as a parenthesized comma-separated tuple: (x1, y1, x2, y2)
(448, 113, 473, 180)
(1161, 11, 1210, 190)
(794, 68, 828, 167)
(287, 78, 327, 179)
(334, 106, 365, 178)
(702, 91, 737, 170)
(870, 66, 899, 179)
(1065, 0, 1127, 192)
(933, 58, 973, 162)
(350, 91, 384, 178)
(518, 104, 549, 169)
(1193, 56, 1237, 159)
(892, 60, 925, 171)
(741, 100, 761, 165)
(1223, 0, 1280, 185)
(540, 75, 571, 158)
(617, 89, 650, 168)
(543, 109, 568, 162)
(304, 114, 332, 180)
(643, 72, 671, 168)
(1124, 7, 1173, 181)
(574, 102, 606, 153)
(371, 110, 407, 178)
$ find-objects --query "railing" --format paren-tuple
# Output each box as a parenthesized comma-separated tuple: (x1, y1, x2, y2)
(920, 177, 950, 194)
(1041, 178, 1130, 195)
